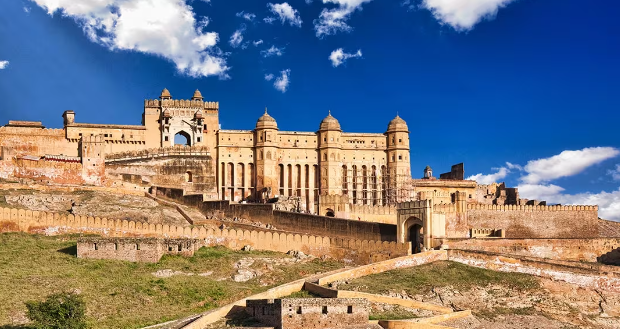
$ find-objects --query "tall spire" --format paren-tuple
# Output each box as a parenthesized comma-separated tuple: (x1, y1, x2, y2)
(265, 107, 268, 114)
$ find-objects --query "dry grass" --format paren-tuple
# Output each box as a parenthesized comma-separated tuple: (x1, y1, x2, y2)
(0, 233, 343, 329)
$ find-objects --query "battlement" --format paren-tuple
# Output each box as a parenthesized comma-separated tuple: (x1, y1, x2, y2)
(105, 145, 211, 162)
(350, 204, 397, 215)
(433, 203, 456, 213)
(44, 155, 81, 163)
(397, 200, 431, 209)
(467, 204, 598, 211)
(5, 121, 45, 128)
(144, 99, 219, 110)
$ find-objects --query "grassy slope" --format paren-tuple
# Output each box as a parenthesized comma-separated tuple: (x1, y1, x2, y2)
(0, 233, 343, 329)
(335, 261, 539, 295)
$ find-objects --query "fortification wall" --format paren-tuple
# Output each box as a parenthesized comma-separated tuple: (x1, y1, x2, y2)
(155, 187, 398, 242)
(447, 250, 620, 293)
(443, 237, 620, 264)
(0, 158, 85, 185)
(466, 204, 599, 238)
(0, 206, 409, 265)
(0, 127, 77, 157)
(348, 204, 397, 224)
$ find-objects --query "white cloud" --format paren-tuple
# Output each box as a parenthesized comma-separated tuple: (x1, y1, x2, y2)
(400, 0, 415, 11)
(253, 40, 264, 46)
(273, 69, 291, 92)
(236, 11, 256, 22)
(30, 0, 229, 78)
(466, 167, 509, 185)
(264, 16, 277, 24)
(314, 0, 373, 38)
(229, 26, 245, 48)
(518, 184, 620, 221)
(421, 0, 517, 31)
(265, 73, 274, 81)
(0, 61, 8, 69)
(506, 162, 523, 171)
(329, 48, 362, 67)
(306, 0, 313, 4)
(608, 164, 620, 181)
(267, 3, 302, 27)
(261, 45, 284, 57)
(521, 147, 620, 184)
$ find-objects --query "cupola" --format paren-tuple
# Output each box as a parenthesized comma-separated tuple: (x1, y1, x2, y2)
(160, 88, 172, 100)
(192, 89, 203, 101)
(319, 111, 341, 131)
(256, 108, 278, 130)
(386, 114, 408, 133)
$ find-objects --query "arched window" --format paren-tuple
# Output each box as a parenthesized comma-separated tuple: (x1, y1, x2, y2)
(185, 171, 193, 183)
(174, 131, 191, 146)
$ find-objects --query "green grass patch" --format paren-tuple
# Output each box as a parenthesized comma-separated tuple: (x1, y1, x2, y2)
(336, 261, 539, 295)
(0, 233, 342, 329)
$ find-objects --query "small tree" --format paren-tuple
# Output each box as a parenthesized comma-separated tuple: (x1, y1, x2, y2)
(25, 292, 87, 329)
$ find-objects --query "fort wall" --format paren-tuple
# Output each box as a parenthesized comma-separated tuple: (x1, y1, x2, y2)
(447, 250, 620, 293)
(0, 206, 409, 265)
(443, 237, 620, 264)
(0, 157, 85, 185)
(0, 127, 77, 157)
(466, 204, 599, 238)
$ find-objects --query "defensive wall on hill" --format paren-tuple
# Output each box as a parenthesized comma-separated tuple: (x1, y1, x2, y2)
(154, 186, 398, 242)
(0, 206, 409, 265)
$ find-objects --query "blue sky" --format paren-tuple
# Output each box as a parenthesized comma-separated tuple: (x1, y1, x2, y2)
(1, 0, 619, 219)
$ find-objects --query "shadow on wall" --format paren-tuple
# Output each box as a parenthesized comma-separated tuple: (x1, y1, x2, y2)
(598, 248, 620, 266)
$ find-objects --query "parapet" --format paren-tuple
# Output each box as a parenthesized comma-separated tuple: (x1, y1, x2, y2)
(467, 204, 599, 212)
(105, 145, 211, 162)
(144, 99, 219, 110)
(5, 120, 45, 128)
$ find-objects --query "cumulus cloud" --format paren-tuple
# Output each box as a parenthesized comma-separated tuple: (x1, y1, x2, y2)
(518, 184, 620, 221)
(263, 16, 277, 24)
(329, 48, 362, 67)
(273, 69, 291, 92)
(267, 3, 302, 27)
(253, 40, 264, 46)
(229, 26, 246, 48)
(261, 45, 284, 57)
(420, 0, 517, 31)
(264, 73, 275, 81)
(30, 0, 229, 78)
(520, 147, 620, 184)
(236, 11, 256, 22)
(0, 61, 8, 69)
(314, 0, 373, 38)
(466, 167, 509, 185)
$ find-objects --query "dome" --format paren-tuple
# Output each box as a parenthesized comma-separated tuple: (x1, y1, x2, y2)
(160, 88, 171, 99)
(425, 165, 432, 171)
(192, 89, 203, 100)
(319, 111, 341, 131)
(387, 114, 408, 133)
(256, 108, 278, 129)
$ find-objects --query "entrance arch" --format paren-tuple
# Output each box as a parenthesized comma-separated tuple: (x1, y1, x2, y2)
(405, 217, 423, 254)
(174, 131, 191, 146)
(325, 208, 335, 217)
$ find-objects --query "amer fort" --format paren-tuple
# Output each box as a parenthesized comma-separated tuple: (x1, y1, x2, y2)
(2, 89, 620, 329)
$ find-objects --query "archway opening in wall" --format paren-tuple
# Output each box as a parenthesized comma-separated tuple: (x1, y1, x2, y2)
(404, 216, 423, 254)
(174, 131, 191, 146)
(185, 171, 192, 183)
(326, 208, 335, 217)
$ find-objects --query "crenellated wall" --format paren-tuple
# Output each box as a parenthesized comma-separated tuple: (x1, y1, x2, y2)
(0, 157, 85, 185)
(0, 206, 409, 265)
(466, 204, 600, 238)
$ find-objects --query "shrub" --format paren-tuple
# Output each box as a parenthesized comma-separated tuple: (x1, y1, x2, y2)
(25, 292, 87, 329)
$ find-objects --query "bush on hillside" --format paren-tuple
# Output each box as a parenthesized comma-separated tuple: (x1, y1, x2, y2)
(25, 292, 87, 329)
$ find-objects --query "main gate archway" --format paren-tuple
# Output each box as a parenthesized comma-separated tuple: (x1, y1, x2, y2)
(397, 200, 432, 252)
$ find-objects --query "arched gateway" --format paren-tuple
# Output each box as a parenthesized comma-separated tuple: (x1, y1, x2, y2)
(396, 200, 445, 253)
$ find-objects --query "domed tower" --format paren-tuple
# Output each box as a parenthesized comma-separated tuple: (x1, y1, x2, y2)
(385, 114, 411, 203)
(318, 111, 343, 195)
(254, 108, 279, 201)
(424, 165, 433, 179)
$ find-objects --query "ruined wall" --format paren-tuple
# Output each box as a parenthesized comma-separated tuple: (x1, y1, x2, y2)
(466, 204, 599, 238)
(447, 250, 620, 293)
(0, 207, 409, 265)
(0, 157, 85, 185)
(0, 127, 77, 157)
(443, 237, 620, 263)
(77, 237, 199, 262)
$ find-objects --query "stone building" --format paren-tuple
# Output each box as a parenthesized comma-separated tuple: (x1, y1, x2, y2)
(0, 88, 413, 214)
(245, 298, 379, 329)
